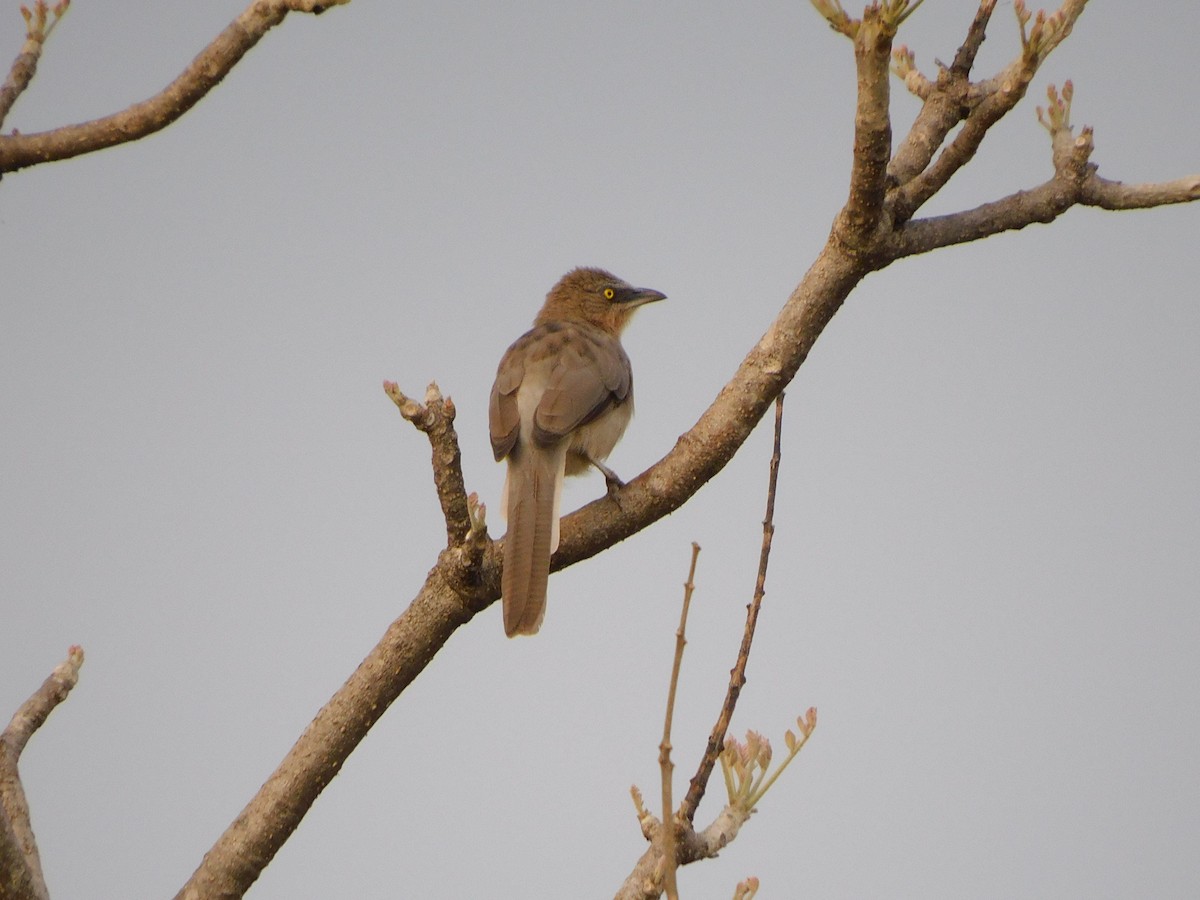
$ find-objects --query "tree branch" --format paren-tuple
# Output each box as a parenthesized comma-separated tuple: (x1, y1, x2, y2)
(888, 0, 997, 188)
(889, 82, 1200, 259)
(1081, 173, 1200, 210)
(0, 0, 348, 175)
(384, 382, 473, 546)
(0, 646, 84, 900)
(172, 3, 1200, 892)
(172, 568, 480, 900)
(890, 0, 1089, 224)
(0, 0, 69, 131)
(890, 166, 1200, 259)
(681, 394, 784, 822)
(948, 0, 997, 77)
(833, 4, 900, 254)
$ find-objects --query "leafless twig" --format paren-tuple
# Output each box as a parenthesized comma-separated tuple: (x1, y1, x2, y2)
(681, 393, 785, 821)
(658, 542, 701, 900)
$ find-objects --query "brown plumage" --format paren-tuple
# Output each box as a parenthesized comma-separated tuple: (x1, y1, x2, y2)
(489, 267, 665, 636)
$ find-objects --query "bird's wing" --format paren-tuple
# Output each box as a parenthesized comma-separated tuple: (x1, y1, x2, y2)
(532, 327, 631, 447)
(489, 335, 527, 461)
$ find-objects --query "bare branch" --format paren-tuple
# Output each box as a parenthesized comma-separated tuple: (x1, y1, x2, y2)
(680, 394, 785, 822)
(384, 381, 473, 546)
(0, 0, 348, 175)
(888, 1, 997, 187)
(173, 566, 485, 900)
(890, 0, 1089, 224)
(616, 803, 757, 900)
(658, 542, 701, 900)
(1, 646, 84, 900)
(891, 165, 1200, 260)
(948, 0, 997, 77)
(889, 81, 1200, 260)
(834, 6, 899, 253)
(0, 0, 69, 130)
(1081, 174, 1200, 210)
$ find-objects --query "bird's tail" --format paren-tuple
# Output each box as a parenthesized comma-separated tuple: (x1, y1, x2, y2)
(501, 446, 565, 636)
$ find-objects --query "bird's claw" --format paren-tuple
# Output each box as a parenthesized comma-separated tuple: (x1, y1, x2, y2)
(605, 473, 626, 508)
(588, 456, 626, 508)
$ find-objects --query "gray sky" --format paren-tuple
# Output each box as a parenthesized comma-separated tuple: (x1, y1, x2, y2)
(3, 2, 1198, 897)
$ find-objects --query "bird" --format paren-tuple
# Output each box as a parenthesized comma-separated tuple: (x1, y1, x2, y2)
(489, 267, 666, 636)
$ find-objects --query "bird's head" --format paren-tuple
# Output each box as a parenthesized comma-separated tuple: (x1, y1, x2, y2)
(536, 267, 666, 334)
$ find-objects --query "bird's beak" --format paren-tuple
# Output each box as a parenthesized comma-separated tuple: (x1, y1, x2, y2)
(624, 287, 667, 308)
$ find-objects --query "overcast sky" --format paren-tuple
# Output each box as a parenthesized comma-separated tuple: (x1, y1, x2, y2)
(3, 2, 1198, 897)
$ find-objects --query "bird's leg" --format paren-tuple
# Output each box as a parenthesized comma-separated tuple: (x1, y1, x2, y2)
(587, 455, 626, 504)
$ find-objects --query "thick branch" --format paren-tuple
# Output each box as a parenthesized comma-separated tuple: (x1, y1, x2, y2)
(0, 0, 348, 175)
(1081, 174, 1200, 210)
(0, 646, 84, 900)
(553, 245, 862, 570)
(894, 84, 1024, 224)
(615, 805, 754, 900)
(890, 167, 1200, 259)
(173, 569, 479, 900)
(834, 6, 897, 253)
(890, 178, 1073, 255)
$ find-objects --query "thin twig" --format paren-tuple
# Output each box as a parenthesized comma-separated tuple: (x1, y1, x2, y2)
(659, 542, 701, 900)
(682, 393, 786, 821)
(949, 0, 997, 76)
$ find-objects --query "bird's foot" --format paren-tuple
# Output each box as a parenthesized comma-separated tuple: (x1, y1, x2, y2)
(589, 456, 626, 508)
(604, 474, 626, 509)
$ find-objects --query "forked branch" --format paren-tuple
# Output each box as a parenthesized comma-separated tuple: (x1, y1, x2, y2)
(617, 395, 793, 900)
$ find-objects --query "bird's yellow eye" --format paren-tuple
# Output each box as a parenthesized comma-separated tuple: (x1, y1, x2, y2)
(603, 287, 615, 300)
